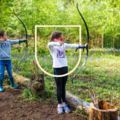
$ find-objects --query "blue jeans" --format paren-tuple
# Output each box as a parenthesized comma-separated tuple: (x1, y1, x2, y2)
(0, 60, 13, 80)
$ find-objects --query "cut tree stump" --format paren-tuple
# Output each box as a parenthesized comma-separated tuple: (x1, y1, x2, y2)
(30, 74, 45, 94)
(89, 100, 118, 120)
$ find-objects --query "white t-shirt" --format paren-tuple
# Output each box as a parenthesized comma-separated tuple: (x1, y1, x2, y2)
(48, 42, 79, 68)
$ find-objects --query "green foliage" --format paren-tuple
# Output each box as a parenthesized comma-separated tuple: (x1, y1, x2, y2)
(0, 0, 120, 48)
(21, 88, 33, 99)
(37, 47, 49, 56)
(20, 88, 45, 101)
(75, 109, 88, 119)
(20, 84, 56, 102)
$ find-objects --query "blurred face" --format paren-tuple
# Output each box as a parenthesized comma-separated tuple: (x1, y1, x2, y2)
(3, 32, 7, 40)
(0, 32, 7, 41)
(54, 35, 63, 42)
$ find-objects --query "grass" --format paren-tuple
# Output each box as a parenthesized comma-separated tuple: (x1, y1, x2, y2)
(17, 108, 21, 110)
(3, 46, 120, 115)
(75, 109, 88, 119)
(11, 105, 14, 109)
(66, 48, 120, 110)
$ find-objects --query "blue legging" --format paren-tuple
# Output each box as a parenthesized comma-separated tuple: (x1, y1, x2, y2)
(0, 60, 13, 80)
(54, 67, 68, 104)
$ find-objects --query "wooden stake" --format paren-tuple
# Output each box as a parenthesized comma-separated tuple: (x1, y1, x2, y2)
(111, 88, 113, 108)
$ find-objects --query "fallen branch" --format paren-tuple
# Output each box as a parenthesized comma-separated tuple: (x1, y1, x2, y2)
(66, 91, 90, 115)
(5, 71, 30, 87)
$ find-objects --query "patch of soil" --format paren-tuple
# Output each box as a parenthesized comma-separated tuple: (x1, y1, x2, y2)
(0, 87, 87, 120)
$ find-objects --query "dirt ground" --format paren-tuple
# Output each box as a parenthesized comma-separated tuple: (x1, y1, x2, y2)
(0, 87, 88, 120)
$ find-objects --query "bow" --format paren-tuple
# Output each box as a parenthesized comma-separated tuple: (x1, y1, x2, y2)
(13, 11, 28, 62)
(72, 3, 89, 83)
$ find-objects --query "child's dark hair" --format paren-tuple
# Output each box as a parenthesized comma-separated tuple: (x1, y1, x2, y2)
(0, 30, 5, 37)
(50, 31, 63, 41)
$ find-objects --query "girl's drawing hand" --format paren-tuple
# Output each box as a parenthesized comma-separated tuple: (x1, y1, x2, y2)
(85, 43, 89, 48)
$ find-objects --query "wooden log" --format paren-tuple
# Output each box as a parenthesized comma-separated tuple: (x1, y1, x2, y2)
(4, 71, 45, 95)
(89, 100, 118, 120)
(5, 71, 30, 87)
(66, 91, 90, 115)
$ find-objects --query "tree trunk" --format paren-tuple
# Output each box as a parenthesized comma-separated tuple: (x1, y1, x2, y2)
(113, 7, 115, 56)
(91, 38, 94, 48)
(5, 71, 30, 87)
(102, 34, 104, 48)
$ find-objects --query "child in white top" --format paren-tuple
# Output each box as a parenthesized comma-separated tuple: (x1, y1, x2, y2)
(48, 31, 88, 114)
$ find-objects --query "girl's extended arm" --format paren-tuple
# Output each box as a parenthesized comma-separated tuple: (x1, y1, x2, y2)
(8, 39, 27, 45)
(64, 43, 79, 49)
(64, 43, 88, 49)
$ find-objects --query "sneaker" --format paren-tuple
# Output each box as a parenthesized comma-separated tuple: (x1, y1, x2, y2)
(57, 106, 64, 114)
(63, 104, 71, 113)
